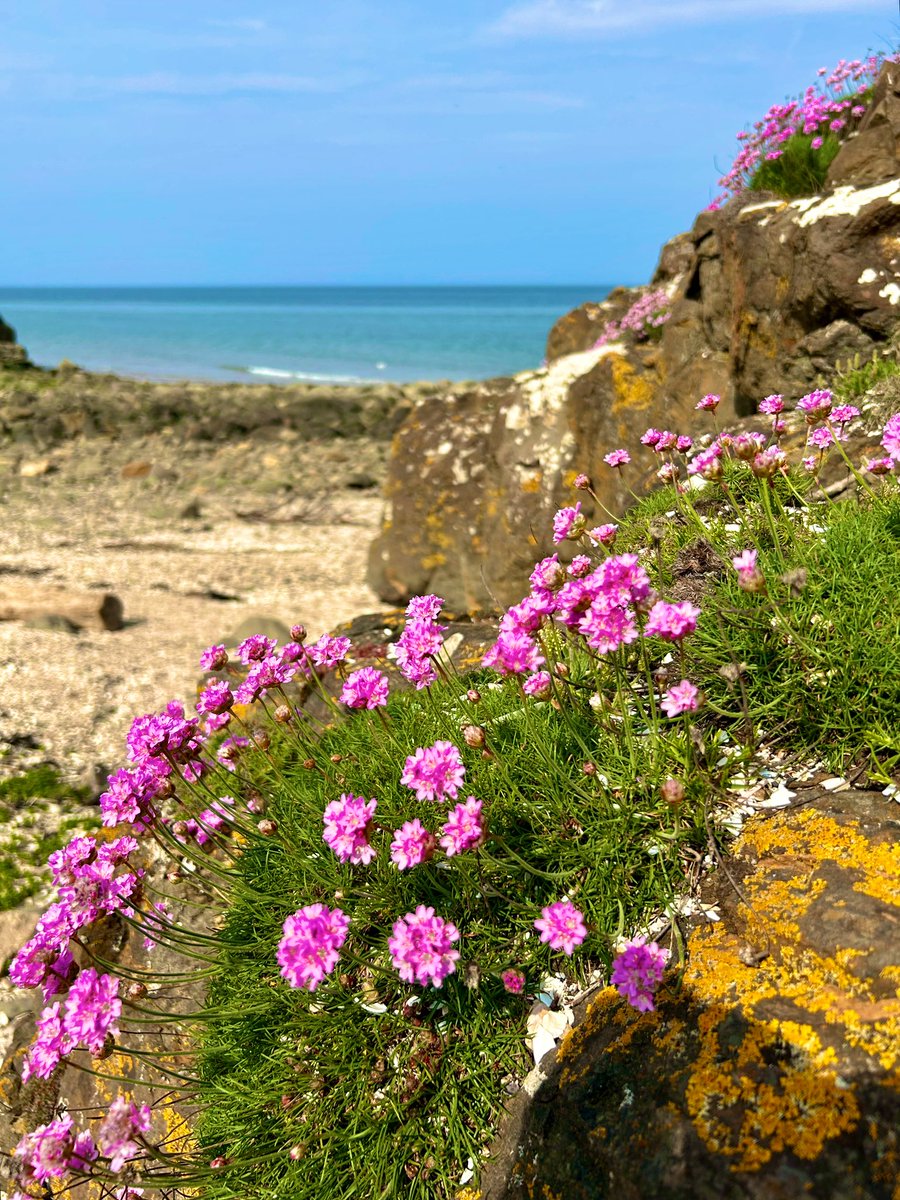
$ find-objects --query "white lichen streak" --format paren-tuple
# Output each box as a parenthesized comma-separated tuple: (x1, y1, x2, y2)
(858, 268, 879, 285)
(791, 179, 900, 227)
(740, 199, 785, 228)
(879, 282, 900, 305)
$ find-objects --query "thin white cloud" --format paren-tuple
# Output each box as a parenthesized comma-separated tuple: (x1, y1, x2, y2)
(488, 0, 885, 38)
(73, 72, 363, 97)
(392, 72, 582, 109)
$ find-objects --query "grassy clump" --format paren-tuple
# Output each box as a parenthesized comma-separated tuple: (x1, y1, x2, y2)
(194, 450, 900, 1197)
(748, 130, 843, 198)
(197, 668, 713, 1198)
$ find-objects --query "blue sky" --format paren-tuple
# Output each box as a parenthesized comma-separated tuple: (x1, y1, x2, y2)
(0, 0, 895, 285)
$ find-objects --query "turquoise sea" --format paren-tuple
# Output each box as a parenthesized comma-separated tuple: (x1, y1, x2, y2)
(0, 286, 612, 385)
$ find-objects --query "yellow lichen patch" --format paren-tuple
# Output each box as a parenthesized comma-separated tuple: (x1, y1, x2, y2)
(739, 806, 900, 909)
(421, 552, 447, 570)
(609, 357, 656, 414)
(520, 472, 543, 493)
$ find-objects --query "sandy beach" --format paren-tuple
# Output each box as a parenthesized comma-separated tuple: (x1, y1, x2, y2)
(0, 367, 413, 783)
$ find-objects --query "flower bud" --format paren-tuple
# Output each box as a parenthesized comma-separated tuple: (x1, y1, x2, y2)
(246, 793, 266, 815)
(274, 704, 293, 724)
(462, 724, 486, 749)
(330, 754, 343, 764)
(257, 819, 278, 837)
(252, 729, 270, 751)
(290, 624, 307, 642)
(289, 1144, 307, 1161)
(582, 761, 597, 776)
(660, 777, 685, 806)
(303, 758, 316, 770)
(126, 982, 148, 1000)
(466, 689, 481, 704)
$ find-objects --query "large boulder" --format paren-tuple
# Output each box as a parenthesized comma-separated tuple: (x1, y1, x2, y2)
(367, 342, 702, 612)
(370, 64, 900, 611)
(481, 786, 900, 1199)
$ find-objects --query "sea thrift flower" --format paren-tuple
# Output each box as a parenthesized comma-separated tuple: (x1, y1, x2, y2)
(402, 741, 466, 802)
(196, 679, 233, 716)
(759, 394, 784, 415)
(523, 670, 552, 699)
(390, 819, 436, 870)
(535, 901, 587, 955)
(751, 446, 787, 478)
(323, 794, 377, 865)
(797, 388, 833, 422)
(732, 432, 765, 461)
(440, 796, 485, 856)
(481, 630, 545, 675)
(236, 634, 277, 664)
(199, 643, 228, 671)
(395, 594, 446, 688)
(676, 435, 693, 452)
(530, 554, 565, 593)
(641, 427, 662, 448)
(217, 735, 249, 770)
(830, 404, 859, 426)
(696, 393, 720, 412)
(603, 448, 631, 467)
(866, 456, 895, 475)
(64, 968, 121, 1056)
(588, 523, 618, 546)
(143, 902, 172, 951)
(688, 442, 723, 480)
(277, 904, 350, 991)
(574, 472, 590, 489)
(23, 1002, 71, 1082)
(340, 668, 389, 710)
(307, 635, 351, 669)
(882, 413, 900, 461)
(15, 1115, 78, 1182)
(552, 502, 585, 543)
(808, 424, 837, 449)
(388, 906, 460, 987)
(801, 454, 820, 473)
(661, 679, 701, 717)
(502, 969, 526, 994)
(97, 1096, 152, 1173)
(610, 936, 670, 1012)
(732, 549, 765, 592)
(643, 600, 700, 642)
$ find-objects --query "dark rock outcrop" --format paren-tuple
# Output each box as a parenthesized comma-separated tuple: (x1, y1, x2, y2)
(369, 62, 900, 612)
(0, 315, 29, 369)
(481, 787, 900, 1199)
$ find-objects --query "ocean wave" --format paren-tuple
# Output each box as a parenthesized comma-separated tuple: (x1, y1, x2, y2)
(228, 364, 383, 384)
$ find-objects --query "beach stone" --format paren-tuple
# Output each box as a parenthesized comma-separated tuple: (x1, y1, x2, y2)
(120, 459, 152, 479)
(481, 788, 900, 1200)
(18, 458, 53, 479)
(23, 613, 80, 634)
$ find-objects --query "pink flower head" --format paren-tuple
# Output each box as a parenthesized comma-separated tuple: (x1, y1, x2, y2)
(603, 448, 631, 467)
(481, 631, 545, 676)
(534, 900, 587, 955)
(811, 135, 824, 149)
(610, 936, 670, 1012)
(808, 424, 836, 449)
(236, 634, 277, 665)
(568, 554, 592, 578)
(97, 1095, 152, 1173)
(801, 454, 820, 473)
(15, 1114, 77, 1182)
(405, 593, 444, 620)
(390, 819, 436, 870)
(797, 388, 833, 423)
(552, 502, 584, 544)
(523, 670, 552, 699)
(695, 393, 720, 412)
(759, 394, 784, 415)
(641, 427, 662, 447)
(63, 968, 121, 1056)
(323, 793, 377, 865)
(277, 904, 350, 991)
(676, 435, 693, 453)
(502, 968, 526, 994)
(882, 412, 900, 462)
(866, 456, 895, 475)
(751, 446, 787, 478)
(661, 679, 701, 717)
(308, 635, 352, 669)
(199, 643, 228, 671)
(588, 523, 618, 547)
(687, 442, 724, 481)
(830, 404, 859, 426)
(574, 472, 591, 489)
(644, 600, 700, 642)
(340, 667, 390, 710)
(440, 796, 485, 856)
(197, 679, 233, 716)
(388, 906, 460, 987)
(401, 741, 466, 802)
(23, 1002, 72, 1082)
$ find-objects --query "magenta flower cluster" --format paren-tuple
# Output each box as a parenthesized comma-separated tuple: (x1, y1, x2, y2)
(277, 904, 350, 992)
(388, 905, 461, 987)
(594, 288, 671, 346)
(610, 936, 670, 1012)
(394, 593, 447, 688)
(709, 53, 890, 207)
